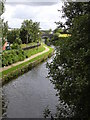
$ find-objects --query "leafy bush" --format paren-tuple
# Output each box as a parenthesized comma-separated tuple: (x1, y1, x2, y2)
(11, 43, 21, 49)
(2, 49, 27, 67)
(7, 29, 20, 44)
(15, 37, 22, 45)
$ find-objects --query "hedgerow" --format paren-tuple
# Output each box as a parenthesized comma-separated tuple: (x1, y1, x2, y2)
(2, 49, 27, 67)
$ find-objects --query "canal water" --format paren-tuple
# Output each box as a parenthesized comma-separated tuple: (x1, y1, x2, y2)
(2, 57, 59, 118)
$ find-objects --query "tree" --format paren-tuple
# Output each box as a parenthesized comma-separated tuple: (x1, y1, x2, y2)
(20, 20, 33, 44)
(0, 0, 6, 46)
(7, 29, 20, 43)
(47, 2, 90, 119)
(20, 20, 41, 44)
(2, 21, 8, 38)
(0, 0, 4, 16)
(32, 22, 41, 42)
(14, 37, 22, 45)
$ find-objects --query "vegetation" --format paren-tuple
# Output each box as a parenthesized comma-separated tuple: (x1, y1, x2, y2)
(25, 45, 45, 57)
(47, 2, 90, 119)
(2, 44, 45, 67)
(0, 0, 8, 46)
(20, 20, 41, 44)
(1, 46, 54, 85)
(2, 21, 8, 39)
(2, 49, 27, 67)
(0, 0, 4, 16)
(58, 34, 71, 38)
(21, 42, 39, 49)
(7, 29, 20, 44)
(6, 19, 41, 47)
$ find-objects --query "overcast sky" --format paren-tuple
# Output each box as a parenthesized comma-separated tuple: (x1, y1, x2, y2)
(2, 0, 65, 30)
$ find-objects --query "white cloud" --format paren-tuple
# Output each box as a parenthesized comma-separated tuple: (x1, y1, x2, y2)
(2, 2, 64, 30)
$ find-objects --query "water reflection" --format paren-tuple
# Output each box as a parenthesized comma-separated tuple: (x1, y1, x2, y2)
(2, 58, 58, 118)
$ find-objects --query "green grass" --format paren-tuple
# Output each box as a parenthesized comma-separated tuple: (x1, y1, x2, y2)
(58, 34, 71, 38)
(25, 45, 45, 57)
(1, 45, 53, 76)
(21, 42, 38, 48)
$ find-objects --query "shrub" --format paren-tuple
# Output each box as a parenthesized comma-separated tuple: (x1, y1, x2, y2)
(15, 37, 22, 45)
(2, 49, 27, 67)
(11, 43, 21, 49)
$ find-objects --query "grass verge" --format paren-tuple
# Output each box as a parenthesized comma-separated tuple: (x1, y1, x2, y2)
(25, 45, 45, 57)
(21, 42, 38, 48)
(1, 46, 54, 85)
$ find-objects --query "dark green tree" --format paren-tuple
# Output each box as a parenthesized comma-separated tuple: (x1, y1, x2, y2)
(47, 2, 90, 119)
(2, 21, 8, 38)
(20, 20, 41, 44)
(20, 20, 33, 44)
(7, 29, 20, 43)
(0, 0, 6, 46)
(32, 22, 41, 42)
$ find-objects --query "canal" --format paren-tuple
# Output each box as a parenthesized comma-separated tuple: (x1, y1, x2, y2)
(2, 57, 59, 118)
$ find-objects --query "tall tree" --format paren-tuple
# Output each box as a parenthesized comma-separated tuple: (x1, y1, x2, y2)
(0, 0, 4, 16)
(20, 20, 41, 44)
(0, 0, 6, 46)
(32, 22, 41, 42)
(2, 21, 8, 38)
(20, 20, 33, 44)
(7, 28, 20, 43)
(47, 2, 90, 119)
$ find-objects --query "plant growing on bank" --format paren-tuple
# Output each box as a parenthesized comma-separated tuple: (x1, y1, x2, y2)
(1, 46, 54, 84)
(14, 37, 22, 45)
(2, 49, 27, 66)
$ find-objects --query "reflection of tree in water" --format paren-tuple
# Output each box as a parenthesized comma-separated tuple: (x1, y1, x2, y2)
(2, 91, 8, 118)
(43, 101, 74, 119)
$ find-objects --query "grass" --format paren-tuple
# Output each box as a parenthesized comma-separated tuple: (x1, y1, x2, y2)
(1, 45, 53, 77)
(25, 45, 45, 57)
(58, 34, 71, 38)
(21, 42, 38, 48)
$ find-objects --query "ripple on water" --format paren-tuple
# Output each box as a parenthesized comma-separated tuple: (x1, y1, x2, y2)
(2, 58, 59, 118)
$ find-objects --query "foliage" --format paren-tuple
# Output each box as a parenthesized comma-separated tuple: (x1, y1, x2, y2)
(21, 42, 38, 48)
(2, 49, 27, 66)
(51, 33, 60, 44)
(2, 46, 54, 84)
(25, 45, 45, 57)
(0, 0, 8, 50)
(43, 106, 51, 118)
(14, 37, 22, 45)
(7, 29, 20, 43)
(11, 43, 21, 49)
(53, 28, 63, 34)
(20, 20, 41, 44)
(47, 2, 90, 119)
(0, 0, 5, 16)
(2, 21, 8, 38)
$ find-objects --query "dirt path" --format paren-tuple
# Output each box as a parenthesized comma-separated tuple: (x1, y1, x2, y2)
(0, 45, 49, 72)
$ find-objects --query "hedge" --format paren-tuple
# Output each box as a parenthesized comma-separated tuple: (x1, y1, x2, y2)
(2, 49, 27, 67)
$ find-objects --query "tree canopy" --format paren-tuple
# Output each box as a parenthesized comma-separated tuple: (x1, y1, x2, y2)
(20, 20, 41, 44)
(47, 2, 90, 119)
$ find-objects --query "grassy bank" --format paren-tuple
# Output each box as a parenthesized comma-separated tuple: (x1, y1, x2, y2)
(21, 42, 38, 48)
(1, 45, 54, 85)
(25, 45, 45, 57)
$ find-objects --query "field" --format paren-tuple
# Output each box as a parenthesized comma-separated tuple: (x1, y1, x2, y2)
(59, 34, 71, 38)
